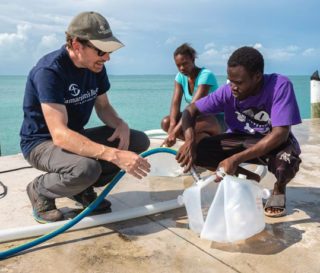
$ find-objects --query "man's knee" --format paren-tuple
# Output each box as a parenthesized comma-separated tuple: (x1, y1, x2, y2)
(129, 130, 150, 154)
(268, 153, 301, 184)
(140, 132, 150, 152)
(194, 136, 223, 168)
(72, 158, 102, 187)
(94, 172, 118, 187)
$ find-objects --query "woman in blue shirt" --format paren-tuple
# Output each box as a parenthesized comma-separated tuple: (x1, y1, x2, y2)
(161, 43, 224, 147)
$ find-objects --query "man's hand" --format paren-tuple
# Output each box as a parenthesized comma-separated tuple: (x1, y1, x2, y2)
(112, 150, 151, 179)
(175, 104, 199, 172)
(108, 120, 130, 150)
(215, 156, 239, 182)
(176, 140, 196, 173)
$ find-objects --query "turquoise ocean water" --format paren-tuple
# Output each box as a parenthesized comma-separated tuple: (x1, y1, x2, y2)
(0, 75, 311, 156)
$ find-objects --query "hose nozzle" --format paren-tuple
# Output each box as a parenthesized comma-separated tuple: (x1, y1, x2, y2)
(190, 166, 201, 183)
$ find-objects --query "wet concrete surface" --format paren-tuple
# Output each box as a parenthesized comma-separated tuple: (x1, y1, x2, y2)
(1, 120, 320, 272)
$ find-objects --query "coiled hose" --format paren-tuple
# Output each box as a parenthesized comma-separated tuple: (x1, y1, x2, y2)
(0, 147, 177, 259)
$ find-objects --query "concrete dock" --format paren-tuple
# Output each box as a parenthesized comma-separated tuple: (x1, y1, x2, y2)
(0, 120, 320, 273)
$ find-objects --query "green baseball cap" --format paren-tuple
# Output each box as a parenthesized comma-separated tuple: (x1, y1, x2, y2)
(67, 11, 124, 52)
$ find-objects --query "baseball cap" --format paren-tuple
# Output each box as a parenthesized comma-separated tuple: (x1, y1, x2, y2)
(67, 11, 124, 52)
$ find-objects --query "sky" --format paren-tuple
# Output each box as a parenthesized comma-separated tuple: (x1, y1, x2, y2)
(0, 0, 319, 75)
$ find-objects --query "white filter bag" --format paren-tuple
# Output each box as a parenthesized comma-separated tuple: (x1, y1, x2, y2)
(200, 174, 265, 242)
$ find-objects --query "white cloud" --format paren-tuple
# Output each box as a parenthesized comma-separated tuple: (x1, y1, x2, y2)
(196, 42, 320, 75)
(34, 34, 61, 58)
(0, 23, 29, 45)
(254, 44, 320, 62)
(302, 48, 318, 57)
(204, 43, 215, 50)
(250, 44, 298, 61)
(198, 44, 236, 68)
(165, 36, 177, 45)
(39, 34, 59, 48)
(0, 24, 31, 64)
(287, 45, 299, 52)
(302, 48, 315, 56)
(253, 43, 262, 49)
(266, 49, 296, 60)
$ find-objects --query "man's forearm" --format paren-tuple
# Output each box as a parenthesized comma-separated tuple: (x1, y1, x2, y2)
(181, 104, 200, 143)
(181, 104, 198, 132)
(97, 105, 124, 128)
(53, 127, 117, 162)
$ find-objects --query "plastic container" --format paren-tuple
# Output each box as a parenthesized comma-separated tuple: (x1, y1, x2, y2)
(178, 175, 218, 233)
(179, 168, 268, 242)
(200, 174, 265, 242)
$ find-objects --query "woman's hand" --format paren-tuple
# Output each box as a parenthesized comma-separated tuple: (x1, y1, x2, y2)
(162, 132, 177, 147)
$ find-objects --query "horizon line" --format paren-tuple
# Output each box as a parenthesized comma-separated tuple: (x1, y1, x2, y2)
(0, 73, 312, 77)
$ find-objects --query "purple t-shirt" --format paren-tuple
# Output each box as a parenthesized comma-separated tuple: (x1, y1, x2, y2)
(195, 74, 301, 135)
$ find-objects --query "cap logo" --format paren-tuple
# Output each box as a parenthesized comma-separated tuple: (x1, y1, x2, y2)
(98, 25, 111, 35)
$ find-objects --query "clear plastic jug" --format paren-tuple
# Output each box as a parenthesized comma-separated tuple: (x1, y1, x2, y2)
(178, 175, 218, 234)
(179, 170, 268, 243)
(201, 174, 265, 242)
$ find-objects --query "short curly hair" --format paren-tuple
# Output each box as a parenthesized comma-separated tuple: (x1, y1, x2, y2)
(228, 46, 264, 74)
(174, 43, 197, 59)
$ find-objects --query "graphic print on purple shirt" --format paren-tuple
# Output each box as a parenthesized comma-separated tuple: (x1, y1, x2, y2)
(195, 74, 302, 135)
(233, 103, 271, 134)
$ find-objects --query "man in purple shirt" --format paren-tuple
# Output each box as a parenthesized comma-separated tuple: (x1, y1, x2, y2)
(176, 46, 302, 217)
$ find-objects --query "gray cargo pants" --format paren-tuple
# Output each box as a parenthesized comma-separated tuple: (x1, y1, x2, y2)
(26, 126, 150, 199)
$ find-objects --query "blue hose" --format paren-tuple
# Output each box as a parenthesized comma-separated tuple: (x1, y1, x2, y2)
(0, 147, 177, 259)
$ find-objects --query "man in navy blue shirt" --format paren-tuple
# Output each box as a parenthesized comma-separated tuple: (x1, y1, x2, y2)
(20, 11, 150, 222)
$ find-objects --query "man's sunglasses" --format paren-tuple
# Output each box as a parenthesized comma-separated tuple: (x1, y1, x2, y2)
(78, 39, 110, 57)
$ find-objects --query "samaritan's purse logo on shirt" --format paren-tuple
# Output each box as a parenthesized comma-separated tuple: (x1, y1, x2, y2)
(69, 84, 81, 96)
(65, 83, 98, 105)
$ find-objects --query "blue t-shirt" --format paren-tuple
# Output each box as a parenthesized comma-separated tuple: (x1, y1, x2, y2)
(175, 68, 219, 103)
(20, 46, 110, 157)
